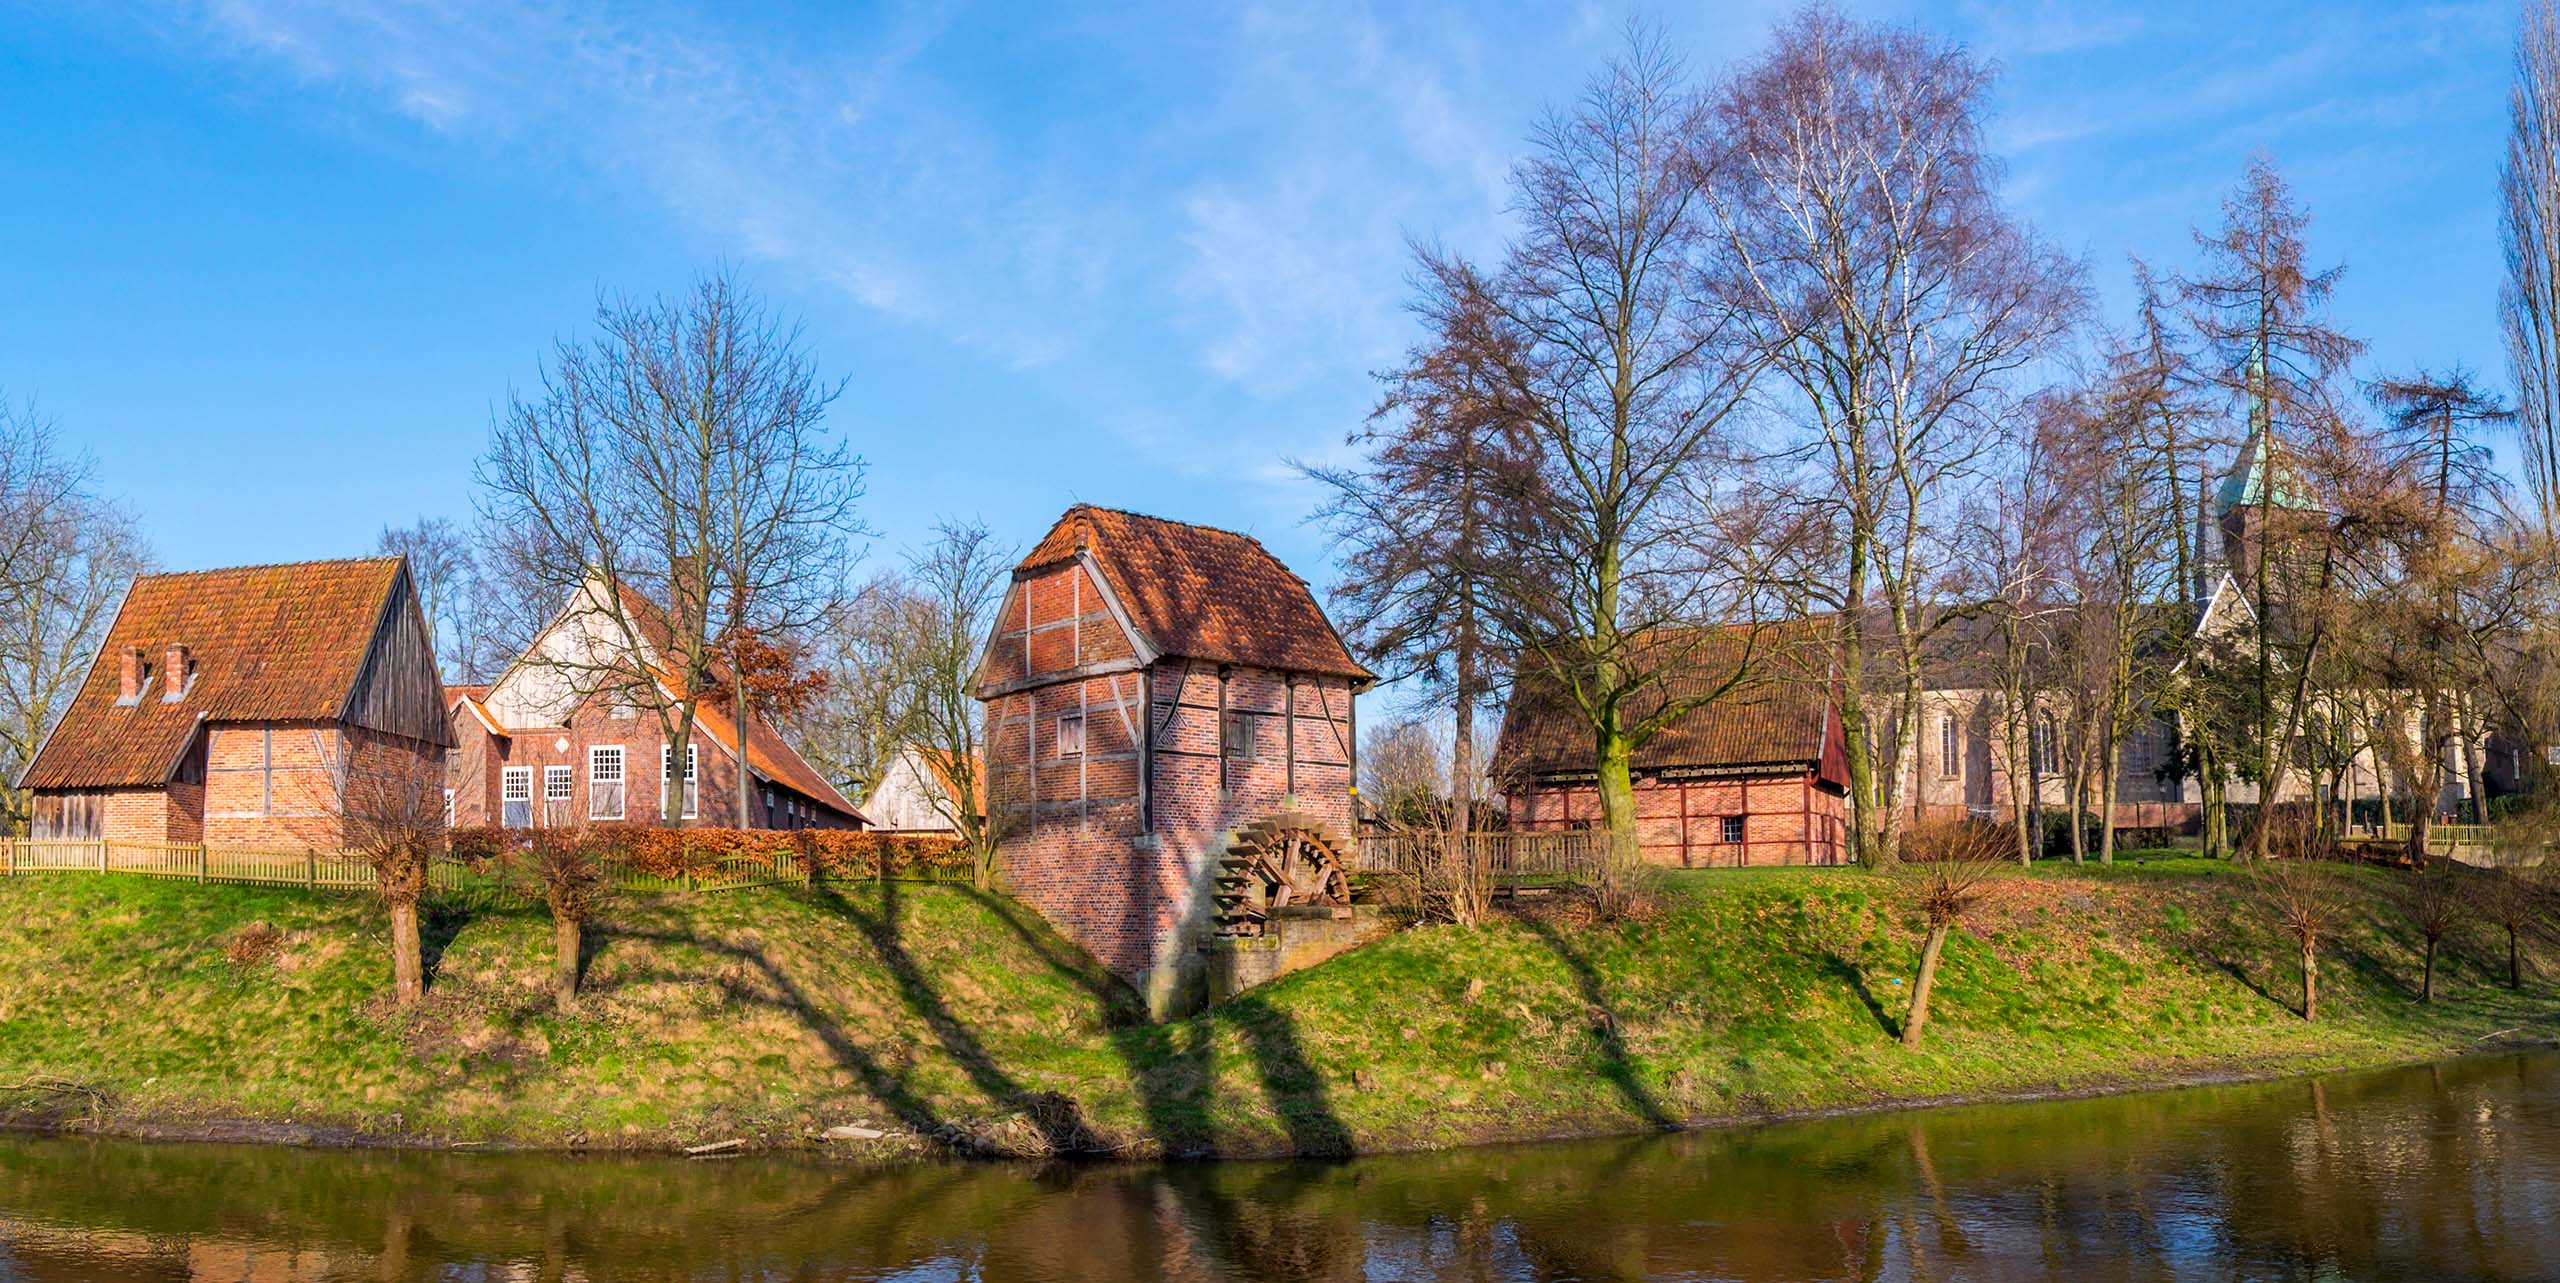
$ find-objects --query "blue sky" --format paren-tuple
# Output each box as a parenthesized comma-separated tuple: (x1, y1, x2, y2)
(0, 1, 2520, 603)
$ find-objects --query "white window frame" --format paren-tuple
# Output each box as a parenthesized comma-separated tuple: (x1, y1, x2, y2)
(501, 766, 533, 829)
(544, 765, 573, 802)
(589, 745, 626, 821)
(1721, 814, 1746, 845)
(1939, 716, 1959, 778)
(663, 743, 698, 820)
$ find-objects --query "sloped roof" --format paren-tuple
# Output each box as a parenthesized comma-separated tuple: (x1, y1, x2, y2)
(1493, 623, 1834, 778)
(497, 579, 858, 819)
(690, 698, 860, 819)
(23, 558, 406, 790)
(2215, 427, 2320, 515)
(1020, 505, 1371, 682)
(445, 684, 506, 738)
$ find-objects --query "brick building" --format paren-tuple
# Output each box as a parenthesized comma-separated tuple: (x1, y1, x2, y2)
(446, 574, 860, 831)
(975, 505, 1372, 1011)
(1497, 625, 1852, 866)
(19, 558, 449, 846)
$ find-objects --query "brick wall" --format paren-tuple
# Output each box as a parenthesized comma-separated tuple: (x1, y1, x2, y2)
(1510, 771, 1848, 867)
(984, 554, 1360, 996)
(448, 697, 847, 831)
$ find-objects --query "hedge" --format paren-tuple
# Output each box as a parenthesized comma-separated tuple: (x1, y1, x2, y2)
(446, 824, 971, 881)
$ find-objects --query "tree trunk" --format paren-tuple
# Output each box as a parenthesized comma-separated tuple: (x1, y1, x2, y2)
(390, 900, 424, 1005)
(2301, 936, 2319, 1021)
(2511, 926, 2524, 990)
(554, 914, 581, 1011)
(2099, 731, 2120, 866)
(1596, 731, 1640, 913)
(2459, 697, 2490, 826)
(1902, 922, 1949, 1050)
(2421, 937, 2438, 1003)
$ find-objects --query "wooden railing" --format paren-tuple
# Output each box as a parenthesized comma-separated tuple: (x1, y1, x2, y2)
(0, 839, 972, 901)
(1353, 829, 1610, 887)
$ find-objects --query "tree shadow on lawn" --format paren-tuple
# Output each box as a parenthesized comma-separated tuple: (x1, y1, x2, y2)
(959, 888, 1225, 1156)
(1520, 917, 1677, 1131)
(959, 886, 1357, 1160)
(1821, 951, 1899, 1039)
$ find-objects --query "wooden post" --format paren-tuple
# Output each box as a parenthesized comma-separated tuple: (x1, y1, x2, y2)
(96, 840, 106, 873)
(306, 848, 317, 889)
(197, 844, 208, 884)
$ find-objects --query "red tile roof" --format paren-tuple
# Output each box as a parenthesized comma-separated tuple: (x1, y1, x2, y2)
(1492, 623, 1837, 779)
(1021, 505, 1371, 682)
(22, 558, 407, 790)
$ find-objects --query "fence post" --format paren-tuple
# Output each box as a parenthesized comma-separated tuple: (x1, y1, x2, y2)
(96, 840, 106, 873)
(305, 848, 316, 889)
(197, 844, 207, 884)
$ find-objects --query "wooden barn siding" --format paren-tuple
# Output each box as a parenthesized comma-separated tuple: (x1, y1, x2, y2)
(342, 567, 453, 747)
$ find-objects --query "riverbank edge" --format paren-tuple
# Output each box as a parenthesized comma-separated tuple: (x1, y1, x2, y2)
(12, 1032, 2551, 1164)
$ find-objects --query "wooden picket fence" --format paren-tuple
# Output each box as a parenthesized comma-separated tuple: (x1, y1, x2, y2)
(1352, 829, 1610, 888)
(0, 838, 972, 902)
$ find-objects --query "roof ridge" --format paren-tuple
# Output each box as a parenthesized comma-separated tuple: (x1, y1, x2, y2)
(1062, 503, 1270, 549)
(139, 555, 402, 580)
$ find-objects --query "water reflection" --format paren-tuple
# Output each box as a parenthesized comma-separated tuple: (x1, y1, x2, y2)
(2, 1051, 2554, 1281)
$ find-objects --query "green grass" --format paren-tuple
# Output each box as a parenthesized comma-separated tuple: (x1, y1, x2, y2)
(0, 857, 2550, 1159)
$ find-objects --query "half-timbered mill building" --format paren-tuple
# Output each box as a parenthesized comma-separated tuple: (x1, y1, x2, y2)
(1497, 626, 1852, 866)
(446, 575, 861, 831)
(18, 557, 450, 846)
(974, 505, 1373, 1013)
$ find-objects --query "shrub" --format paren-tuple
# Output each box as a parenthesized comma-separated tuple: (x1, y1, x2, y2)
(441, 824, 968, 882)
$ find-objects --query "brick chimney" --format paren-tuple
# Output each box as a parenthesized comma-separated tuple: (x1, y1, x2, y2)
(163, 644, 190, 701)
(118, 647, 144, 703)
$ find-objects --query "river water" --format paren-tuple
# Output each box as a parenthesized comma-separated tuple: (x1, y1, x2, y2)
(0, 1050, 2554, 1282)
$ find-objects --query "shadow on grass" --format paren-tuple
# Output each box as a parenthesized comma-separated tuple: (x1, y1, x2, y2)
(961, 887, 1356, 1159)
(1822, 952, 1899, 1039)
(1521, 916, 1676, 1131)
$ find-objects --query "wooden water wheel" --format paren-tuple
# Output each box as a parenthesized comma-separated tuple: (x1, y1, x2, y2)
(1210, 811, 1354, 938)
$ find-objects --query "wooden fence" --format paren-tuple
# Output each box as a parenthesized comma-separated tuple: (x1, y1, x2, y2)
(0, 839, 972, 902)
(1352, 829, 1610, 888)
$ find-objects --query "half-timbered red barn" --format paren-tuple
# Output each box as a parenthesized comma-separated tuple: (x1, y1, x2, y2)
(974, 506, 1373, 1012)
(1496, 627, 1850, 866)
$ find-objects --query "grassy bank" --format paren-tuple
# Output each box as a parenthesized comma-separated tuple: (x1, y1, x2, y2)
(0, 858, 2551, 1159)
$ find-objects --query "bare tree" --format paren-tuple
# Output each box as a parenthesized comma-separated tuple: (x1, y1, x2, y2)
(2505, 0, 2560, 535)
(1411, 31, 1768, 914)
(2483, 815, 2559, 989)
(0, 489, 147, 833)
(523, 829, 607, 1012)
(478, 271, 863, 826)
(2394, 854, 2472, 1003)
(908, 518, 1011, 890)
(1897, 818, 2009, 1049)
(2178, 157, 2370, 861)
(1306, 287, 1525, 843)
(2247, 816, 2342, 1020)
(1359, 717, 1450, 828)
(375, 516, 485, 684)
(791, 570, 935, 804)
(339, 745, 450, 1006)
(1701, 6, 2084, 868)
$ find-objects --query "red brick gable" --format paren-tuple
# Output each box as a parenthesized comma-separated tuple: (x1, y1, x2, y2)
(22, 558, 413, 790)
(1019, 505, 1370, 683)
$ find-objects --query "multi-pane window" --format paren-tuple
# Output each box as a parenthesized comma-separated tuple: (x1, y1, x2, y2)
(1056, 713, 1085, 758)
(1939, 716, 1959, 778)
(501, 767, 533, 829)
(544, 765, 573, 825)
(663, 744, 698, 819)
(589, 746, 625, 821)
(443, 788, 455, 828)
(1721, 814, 1746, 844)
